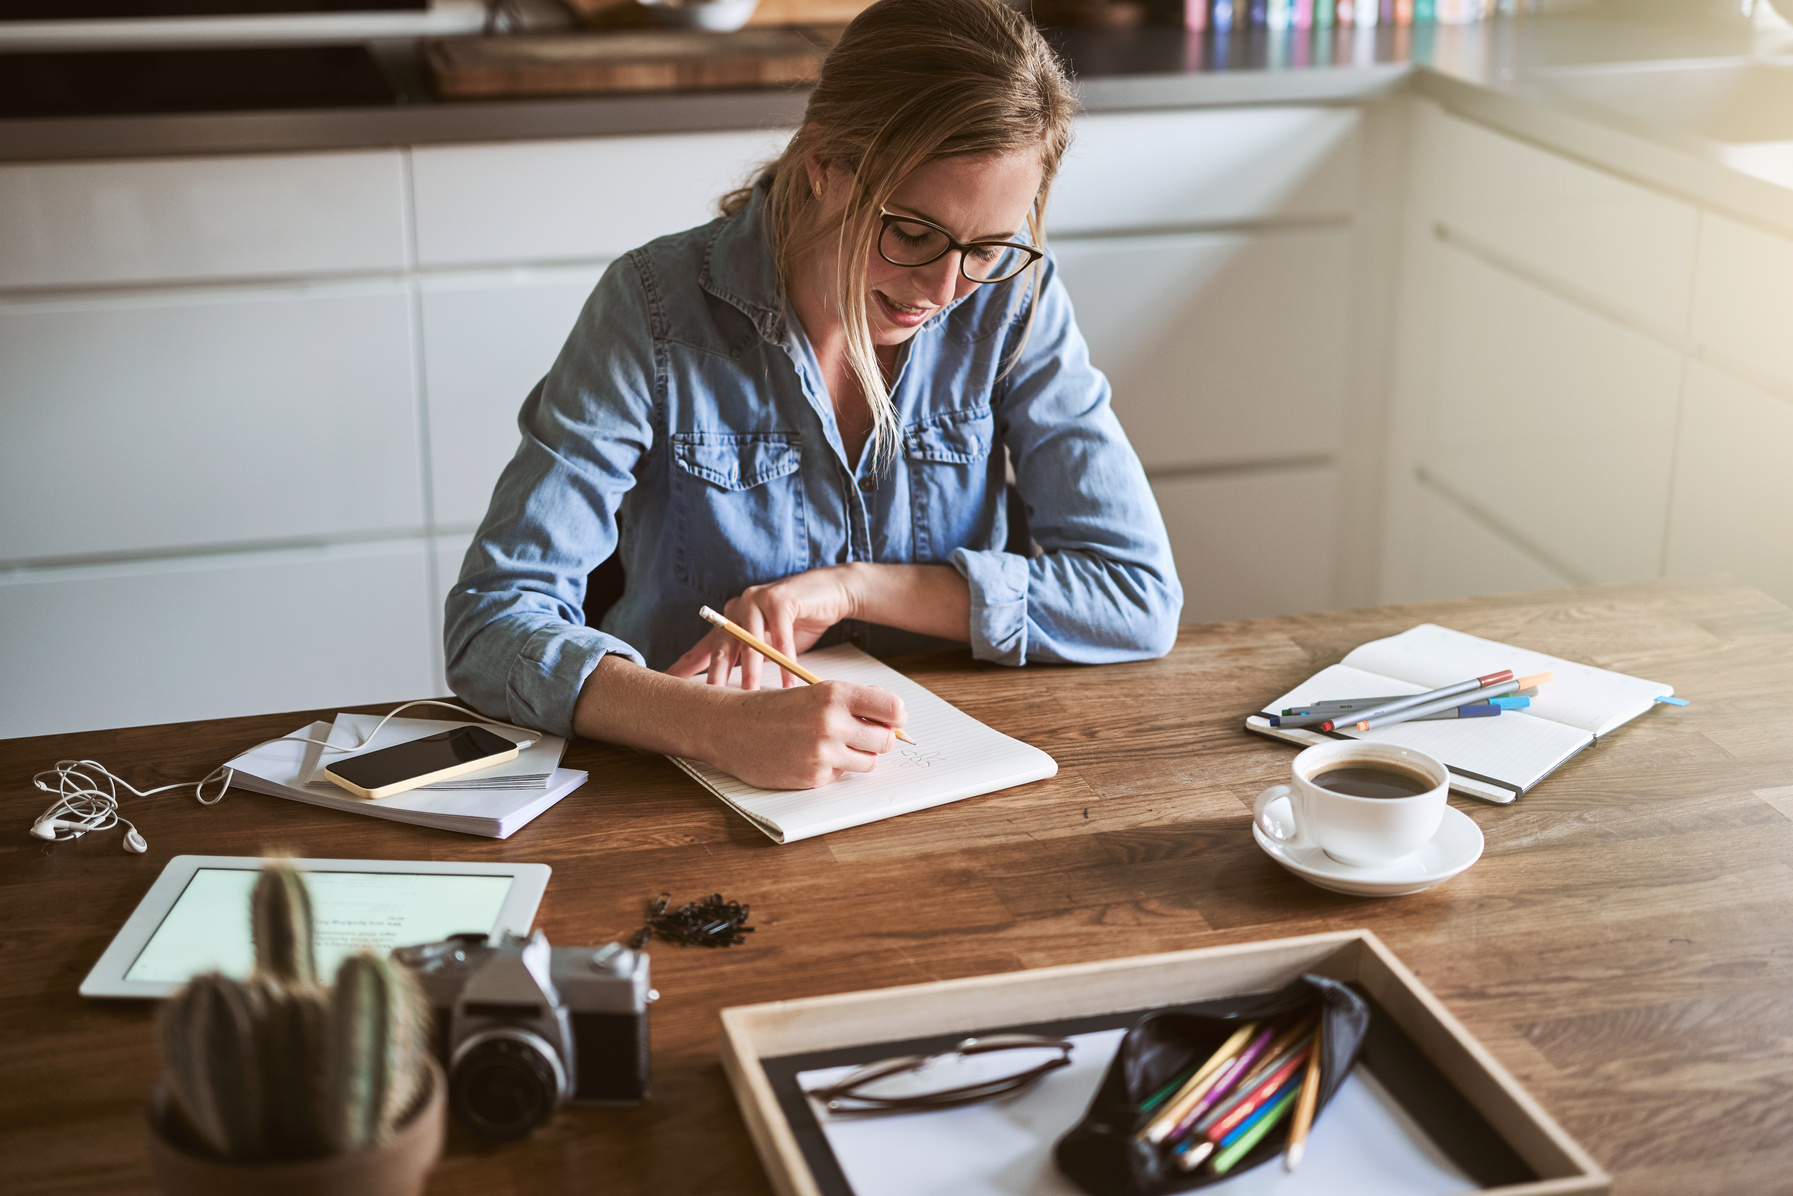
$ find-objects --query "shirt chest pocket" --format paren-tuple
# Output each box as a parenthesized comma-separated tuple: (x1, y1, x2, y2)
(671, 431, 808, 595)
(904, 408, 999, 563)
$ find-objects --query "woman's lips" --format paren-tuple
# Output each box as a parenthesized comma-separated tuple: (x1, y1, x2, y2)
(874, 290, 933, 328)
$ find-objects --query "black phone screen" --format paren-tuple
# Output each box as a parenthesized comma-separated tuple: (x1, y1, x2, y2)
(326, 725, 516, 791)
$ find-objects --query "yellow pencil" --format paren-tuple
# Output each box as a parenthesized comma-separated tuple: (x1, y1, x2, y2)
(1139, 1021, 1259, 1144)
(698, 606, 917, 745)
(1284, 1020, 1324, 1171)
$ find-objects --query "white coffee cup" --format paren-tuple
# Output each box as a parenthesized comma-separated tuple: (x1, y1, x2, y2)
(1252, 740, 1450, 869)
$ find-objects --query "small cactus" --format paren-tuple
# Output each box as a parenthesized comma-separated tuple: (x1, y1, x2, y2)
(251, 864, 317, 986)
(154, 863, 433, 1163)
(327, 951, 431, 1152)
(157, 973, 268, 1160)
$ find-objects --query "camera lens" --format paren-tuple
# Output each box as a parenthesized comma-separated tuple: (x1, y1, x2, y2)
(450, 1030, 569, 1140)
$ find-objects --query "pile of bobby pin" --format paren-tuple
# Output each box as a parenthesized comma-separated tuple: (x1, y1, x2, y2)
(1135, 1010, 1326, 1175)
(629, 891, 755, 949)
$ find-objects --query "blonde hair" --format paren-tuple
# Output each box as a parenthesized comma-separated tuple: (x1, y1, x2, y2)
(721, 0, 1077, 470)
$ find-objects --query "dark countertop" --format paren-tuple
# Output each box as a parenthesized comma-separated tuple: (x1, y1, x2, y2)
(2, 13, 1790, 230)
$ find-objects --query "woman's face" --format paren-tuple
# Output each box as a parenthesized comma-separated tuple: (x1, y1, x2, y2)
(816, 150, 1044, 349)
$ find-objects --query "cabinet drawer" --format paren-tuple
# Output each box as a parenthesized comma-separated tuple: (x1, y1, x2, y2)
(1049, 107, 1359, 235)
(0, 283, 424, 562)
(1152, 464, 1339, 623)
(422, 266, 608, 527)
(1690, 213, 1793, 391)
(1665, 362, 1793, 609)
(1433, 112, 1697, 338)
(1055, 227, 1351, 471)
(411, 129, 792, 267)
(0, 543, 436, 739)
(1409, 485, 1573, 603)
(0, 151, 408, 290)
(1422, 246, 1681, 585)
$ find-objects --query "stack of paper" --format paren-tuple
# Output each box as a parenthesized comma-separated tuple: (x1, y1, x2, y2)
(224, 720, 587, 838)
(671, 644, 1058, 844)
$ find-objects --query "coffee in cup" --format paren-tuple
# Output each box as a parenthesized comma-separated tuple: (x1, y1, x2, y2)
(1253, 741, 1450, 869)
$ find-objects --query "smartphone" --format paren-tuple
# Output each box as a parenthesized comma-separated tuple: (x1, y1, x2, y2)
(323, 725, 520, 800)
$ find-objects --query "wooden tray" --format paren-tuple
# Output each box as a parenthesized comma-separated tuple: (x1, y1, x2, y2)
(720, 929, 1610, 1196)
(424, 28, 836, 98)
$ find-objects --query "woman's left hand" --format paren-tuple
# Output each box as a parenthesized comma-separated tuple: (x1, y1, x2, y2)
(668, 565, 862, 690)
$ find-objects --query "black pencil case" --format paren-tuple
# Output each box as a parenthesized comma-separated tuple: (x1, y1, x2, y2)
(1054, 974, 1370, 1195)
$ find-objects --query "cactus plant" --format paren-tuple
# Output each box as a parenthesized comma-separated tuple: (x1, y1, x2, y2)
(327, 951, 431, 1152)
(154, 863, 433, 1165)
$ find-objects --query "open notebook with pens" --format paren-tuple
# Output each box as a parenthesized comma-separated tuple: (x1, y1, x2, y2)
(670, 644, 1058, 844)
(1246, 624, 1672, 805)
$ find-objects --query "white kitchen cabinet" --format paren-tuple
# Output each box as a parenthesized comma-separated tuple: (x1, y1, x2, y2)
(0, 282, 425, 563)
(421, 265, 609, 528)
(1690, 212, 1793, 391)
(1151, 464, 1339, 622)
(409, 129, 792, 268)
(1408, 485, 1574, 603)
(0, 151, 409, 290)
(1050, 107, 1360, 234)
(1054, 227, 1352, 471)
(0, 542, 437, 740)
(1665, 361, 1793, 608)
(1433, 111, 1698, 340)
(1421, 244, 1682, 586)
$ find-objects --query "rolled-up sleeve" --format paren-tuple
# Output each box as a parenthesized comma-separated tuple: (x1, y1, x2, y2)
(951, 256, 1183, 666)
(443, 257, 657, 736)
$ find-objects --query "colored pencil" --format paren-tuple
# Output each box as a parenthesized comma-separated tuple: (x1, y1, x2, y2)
(1210, 1080, 1302, 1173)
(1299, 670, 1514, 730)
(1156, 1022, 1277, 1143)
(1182, 1027, 1314, 1140)
(1138, 1022, 1259, 1143)
(1284, 1021, 1325, 1171)
(1139, 1064, 1198, 1115)
(1354, 672, 1553, 731)
(1203, 1045, 1311, 1141)
(1274, 703, 1501, 727)
(698, 606, 915, 744)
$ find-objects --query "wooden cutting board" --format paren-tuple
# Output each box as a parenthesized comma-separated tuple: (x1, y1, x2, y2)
(425, 28, 837, 98)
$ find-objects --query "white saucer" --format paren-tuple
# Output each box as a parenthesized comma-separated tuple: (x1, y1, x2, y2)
(1252, 795, 1484, 896)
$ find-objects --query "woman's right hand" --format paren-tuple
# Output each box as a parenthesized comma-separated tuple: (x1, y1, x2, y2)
(703, 679, 906, 790)
(572, 654, 906, 791)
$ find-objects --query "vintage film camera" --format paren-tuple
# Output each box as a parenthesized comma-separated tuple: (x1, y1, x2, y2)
(393, 930, 655, 1139)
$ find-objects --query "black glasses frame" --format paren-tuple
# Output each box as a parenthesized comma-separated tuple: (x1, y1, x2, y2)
(804, 1033, 1074, 1112)
(876, 208, 1044, 284)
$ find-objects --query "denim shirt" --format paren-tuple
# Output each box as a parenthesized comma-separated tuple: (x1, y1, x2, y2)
(445, 185, 1182, 737)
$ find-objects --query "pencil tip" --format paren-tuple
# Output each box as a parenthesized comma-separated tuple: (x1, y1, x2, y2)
(1285, 1144, 1304, 1171)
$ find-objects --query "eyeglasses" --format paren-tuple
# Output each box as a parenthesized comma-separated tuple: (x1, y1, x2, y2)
(804, 1034, 1074, 1113)
(877, 209, 1044, 284)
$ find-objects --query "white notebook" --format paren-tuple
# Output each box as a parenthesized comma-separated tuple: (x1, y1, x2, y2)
(1245, 624, 1673, 804)
(670, 644, 1058, 844)
(224, 721, 588, 839)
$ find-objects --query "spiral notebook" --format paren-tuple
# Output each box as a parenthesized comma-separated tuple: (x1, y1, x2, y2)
(1245, 624, 1672, 804)
(669, 644, 1059, 844)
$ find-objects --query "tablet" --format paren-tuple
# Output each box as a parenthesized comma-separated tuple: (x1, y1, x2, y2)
(80, 855, 551, 999)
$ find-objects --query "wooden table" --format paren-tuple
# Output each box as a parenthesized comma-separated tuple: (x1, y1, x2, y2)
(4, 576, 1790, 1196)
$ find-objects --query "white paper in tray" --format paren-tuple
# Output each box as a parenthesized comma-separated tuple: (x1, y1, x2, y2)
(798, 1028, 1475, 1196)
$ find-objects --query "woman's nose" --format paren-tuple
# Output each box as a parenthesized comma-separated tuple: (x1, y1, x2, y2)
(920, 254, 961, 306)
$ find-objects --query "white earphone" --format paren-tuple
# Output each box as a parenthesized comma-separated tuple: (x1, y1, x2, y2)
(27, 700, 539, 854)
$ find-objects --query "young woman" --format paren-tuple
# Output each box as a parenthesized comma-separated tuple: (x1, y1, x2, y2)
(445, 0, 1181, 790)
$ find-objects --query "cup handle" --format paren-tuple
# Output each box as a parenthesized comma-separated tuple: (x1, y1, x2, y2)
(1253, 784, 1310, 848)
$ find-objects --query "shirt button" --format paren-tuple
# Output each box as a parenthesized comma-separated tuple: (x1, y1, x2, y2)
(859, 476, 877, 493)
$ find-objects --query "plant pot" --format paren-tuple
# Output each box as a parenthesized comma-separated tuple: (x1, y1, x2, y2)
(144, 1059, 445, 1196)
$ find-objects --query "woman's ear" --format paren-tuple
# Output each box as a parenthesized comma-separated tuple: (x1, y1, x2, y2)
(803, 153, 828, 201)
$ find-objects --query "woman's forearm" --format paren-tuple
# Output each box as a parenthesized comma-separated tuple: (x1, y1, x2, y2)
(843, 562, 972, 642)
(573, 653, 731, 757)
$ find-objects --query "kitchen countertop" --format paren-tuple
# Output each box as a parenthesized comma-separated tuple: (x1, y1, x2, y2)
(2, 11, 1790, 230)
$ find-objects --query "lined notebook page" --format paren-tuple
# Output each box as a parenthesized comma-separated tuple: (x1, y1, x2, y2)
(1344, 624, 1671, 736)
(1263, 663, 1592, 793)
(670, 645, 1058, 844)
